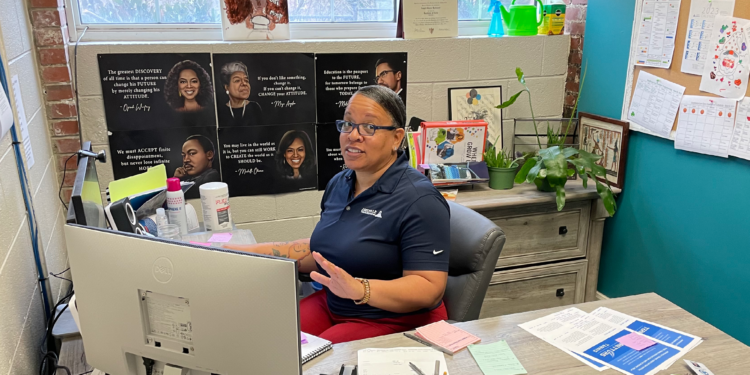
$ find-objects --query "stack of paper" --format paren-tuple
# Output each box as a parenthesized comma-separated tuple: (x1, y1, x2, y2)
(415, 320, 481, 355)
(519, 307, 703, 375)
(358, 347, 448, 375)
(468, 340, 527, 375)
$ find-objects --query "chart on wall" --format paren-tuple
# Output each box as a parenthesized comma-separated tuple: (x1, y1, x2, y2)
(316, 122, 346, 190)
(316, 53, 408, 123)
(212, 53, 316, 128)
(98, 53, 221, 198)
(98, 53, 217, 131)
(218, 123, 317, 196)
(698, 17, 750, 99)
(108, 127, 220, 199)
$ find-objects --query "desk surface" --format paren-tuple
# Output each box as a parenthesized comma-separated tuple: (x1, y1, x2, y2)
(302, 293, 750, 375)
(453, 180, 622, 211)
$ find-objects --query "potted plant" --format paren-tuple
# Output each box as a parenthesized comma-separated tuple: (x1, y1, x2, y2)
(484, 137, 523, 190)
(497, 65, 617, 216)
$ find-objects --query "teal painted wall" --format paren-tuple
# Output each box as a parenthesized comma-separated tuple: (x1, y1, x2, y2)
(579, 0, 750, 345)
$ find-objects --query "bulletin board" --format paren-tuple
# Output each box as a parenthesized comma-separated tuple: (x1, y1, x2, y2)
(628, 0, 750, 134)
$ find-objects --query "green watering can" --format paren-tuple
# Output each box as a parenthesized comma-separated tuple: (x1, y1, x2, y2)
(500, 0, 544, 36)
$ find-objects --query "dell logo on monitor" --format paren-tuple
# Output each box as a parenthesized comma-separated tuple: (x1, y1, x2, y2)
(152, 257, 174, 283)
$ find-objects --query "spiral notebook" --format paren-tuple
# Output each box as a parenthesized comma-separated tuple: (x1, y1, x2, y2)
(301, 332, 332, 364)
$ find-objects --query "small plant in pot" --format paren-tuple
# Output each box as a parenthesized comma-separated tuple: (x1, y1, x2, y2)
(497, 65, 617, 216)
(484, 137, 523, 190)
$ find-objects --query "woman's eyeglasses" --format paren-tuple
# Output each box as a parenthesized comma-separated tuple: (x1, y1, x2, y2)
(336, 120, 397, 137)
(373, 70, 395, 83)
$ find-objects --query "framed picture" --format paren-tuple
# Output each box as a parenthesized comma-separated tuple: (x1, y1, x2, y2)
(448, 86, 503, 148)
(578, 112, 630, 189)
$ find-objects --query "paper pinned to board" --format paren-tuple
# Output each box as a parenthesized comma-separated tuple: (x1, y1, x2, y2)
(729, 97, 750, 160)
(628, 71, 686, 137)
(680, 0, 735, 75)
(699, 17, 750, 99)
(634, 0, 682, 68)
(674, 95, 738, 157)
(0, 86, 13, 140)
(11, 75, 34, 168)
(468, 340, 527, 375)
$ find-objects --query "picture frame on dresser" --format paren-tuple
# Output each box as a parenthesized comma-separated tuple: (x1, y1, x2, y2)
(578, 112, 630, 189)
(448, 86, 503, 148)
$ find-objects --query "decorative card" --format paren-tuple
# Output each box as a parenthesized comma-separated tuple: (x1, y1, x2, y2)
(448, 86, 503, 148)
(421, 120, 487, 164)
(699, 17, 750, 99)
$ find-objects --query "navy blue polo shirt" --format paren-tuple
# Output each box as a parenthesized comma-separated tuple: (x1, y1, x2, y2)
(310, 151, 450, 319)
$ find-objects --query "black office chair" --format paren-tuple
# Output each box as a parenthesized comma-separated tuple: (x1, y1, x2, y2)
(442, 200, 506, 322)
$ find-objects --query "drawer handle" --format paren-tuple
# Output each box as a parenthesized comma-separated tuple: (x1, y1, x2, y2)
(559, 226, 568, 235)
(556, 288, 565, 297)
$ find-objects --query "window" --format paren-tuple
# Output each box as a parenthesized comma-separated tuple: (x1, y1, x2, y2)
(458, 0, 491, 21)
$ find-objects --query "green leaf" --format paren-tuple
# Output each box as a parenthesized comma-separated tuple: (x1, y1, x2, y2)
(579, 168, 589, 188)
(498, 90, 524, 109)
(538, 147, 567, 187)
(515, 67, 526, 84)
(515, 157, 537, 183)
(563, 147, 579, 158)
(555, 184, 566, 211)
(591, 164, 607, 177)
(567, 168, 575, 177)
(595, 180, 617, 217)
(526, 160, 544, 183)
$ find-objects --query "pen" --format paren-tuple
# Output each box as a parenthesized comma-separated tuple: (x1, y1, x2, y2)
(409, 362, 426, 375)
(434, 360, 439, 375)
(403, 332, 454, 356)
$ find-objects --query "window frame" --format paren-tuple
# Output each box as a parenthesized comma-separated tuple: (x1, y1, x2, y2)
(64, 0, 492, 42)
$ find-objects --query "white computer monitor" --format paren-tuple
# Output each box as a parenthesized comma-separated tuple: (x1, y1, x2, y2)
(65, 224, 302, 375)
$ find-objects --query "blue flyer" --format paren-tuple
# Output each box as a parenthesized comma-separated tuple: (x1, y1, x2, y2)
(581, 329, 682, 375)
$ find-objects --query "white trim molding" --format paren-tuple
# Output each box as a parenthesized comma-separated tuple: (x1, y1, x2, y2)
(596, 291, 610, 300)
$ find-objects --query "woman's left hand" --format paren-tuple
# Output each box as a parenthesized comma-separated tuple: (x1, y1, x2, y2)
(310, 252, 365, 301)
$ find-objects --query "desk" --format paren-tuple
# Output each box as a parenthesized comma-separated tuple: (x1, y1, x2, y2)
(453, 181, 621, 318)
(303, 293, 750, 374)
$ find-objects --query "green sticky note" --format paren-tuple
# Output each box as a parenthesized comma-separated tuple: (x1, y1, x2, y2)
(108, 164, 168, 203)
(468, 340, 527, 375)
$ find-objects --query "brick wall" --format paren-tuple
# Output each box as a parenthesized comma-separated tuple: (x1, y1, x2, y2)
(564, 0, 587, 119)
(29, 0, 80, 201)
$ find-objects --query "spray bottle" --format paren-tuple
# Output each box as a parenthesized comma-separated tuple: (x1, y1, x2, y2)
(488, 0, 505, 37)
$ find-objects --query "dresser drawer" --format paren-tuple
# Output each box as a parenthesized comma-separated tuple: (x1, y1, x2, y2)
(478, 260, 588, 319)
(482, 201, 591, 268)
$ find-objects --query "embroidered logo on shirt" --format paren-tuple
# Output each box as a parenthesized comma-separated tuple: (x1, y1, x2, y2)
(361, 208, 382, 218)
(433, 250, 444, 255)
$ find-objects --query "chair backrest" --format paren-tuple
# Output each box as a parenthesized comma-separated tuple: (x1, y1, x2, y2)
(443, 201, 506, 322)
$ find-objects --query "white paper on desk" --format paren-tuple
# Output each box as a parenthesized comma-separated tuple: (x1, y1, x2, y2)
(358, 347, 449, 375)
(675, 95, 738, 157)
(634, 0, 682, 68)
(628, 71, 686, 137)
(685, 359, 716, 375)
(0, 86, 13, 140)
(699, 17, 750, 99)
(729, 97, 750, 160)
(680, 0, 735, 75)
(518, 308, 609, 371)
(11, 75, 34, 168)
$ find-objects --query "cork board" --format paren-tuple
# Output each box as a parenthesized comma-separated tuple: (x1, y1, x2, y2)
(629, 0, 750, 133)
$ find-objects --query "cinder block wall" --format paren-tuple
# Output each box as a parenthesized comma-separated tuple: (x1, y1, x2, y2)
(74, 35, 570, 242)
(0, 0, 70, 370)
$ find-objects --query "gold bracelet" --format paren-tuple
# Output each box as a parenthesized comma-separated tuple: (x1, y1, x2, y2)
(353, 278, 370, 305)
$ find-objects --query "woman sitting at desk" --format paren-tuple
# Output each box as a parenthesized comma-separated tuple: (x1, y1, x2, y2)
(225, 85, 450, 344)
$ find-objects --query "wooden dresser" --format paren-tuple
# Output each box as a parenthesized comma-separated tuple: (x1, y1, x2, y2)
(454, 181, 620, 318)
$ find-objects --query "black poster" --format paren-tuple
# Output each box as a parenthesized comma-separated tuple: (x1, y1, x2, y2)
(316, 122, 346, 190)
(315, 53, 408, 123)
(219, 123, 317, 197)
(212, 53, 316, 127)
(108, 127, 220, 199)
(98, 53, 217, 131)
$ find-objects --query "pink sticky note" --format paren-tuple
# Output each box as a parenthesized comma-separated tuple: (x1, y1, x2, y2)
(616, 332, 656, 351)
(208, 233, 233, 243)
(301, 333, 308, 344)
(190, 241, 212, 247)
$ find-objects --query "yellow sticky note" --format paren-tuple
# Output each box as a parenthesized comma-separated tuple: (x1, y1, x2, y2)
(108, 164, 168, 202)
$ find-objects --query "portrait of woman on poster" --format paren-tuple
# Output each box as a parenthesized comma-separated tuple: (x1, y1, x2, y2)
(275, 130, 316, 188)
(218, 61, 263, 127)
(164, 60, 215, 113)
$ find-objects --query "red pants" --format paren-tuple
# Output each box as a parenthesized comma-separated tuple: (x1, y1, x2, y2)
(300, 290, 448, 344)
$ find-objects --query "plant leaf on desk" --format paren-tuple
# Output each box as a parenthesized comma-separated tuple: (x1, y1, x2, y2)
(498, 90, 524, 109)
(515, 67, 526, 84)
(579, 167, 589, 188)
(539, 147, 567, 187)
(515, 157, 537, 183)
(596, 179, 617, 217)
(567, 168, 575, 177)
(555, 184, 566, 211)
(526, 160, 544, 183)
(563, 147, 579, 158)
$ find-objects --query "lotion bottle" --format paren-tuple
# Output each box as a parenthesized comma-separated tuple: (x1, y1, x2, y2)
(166, 178, 188, 235)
